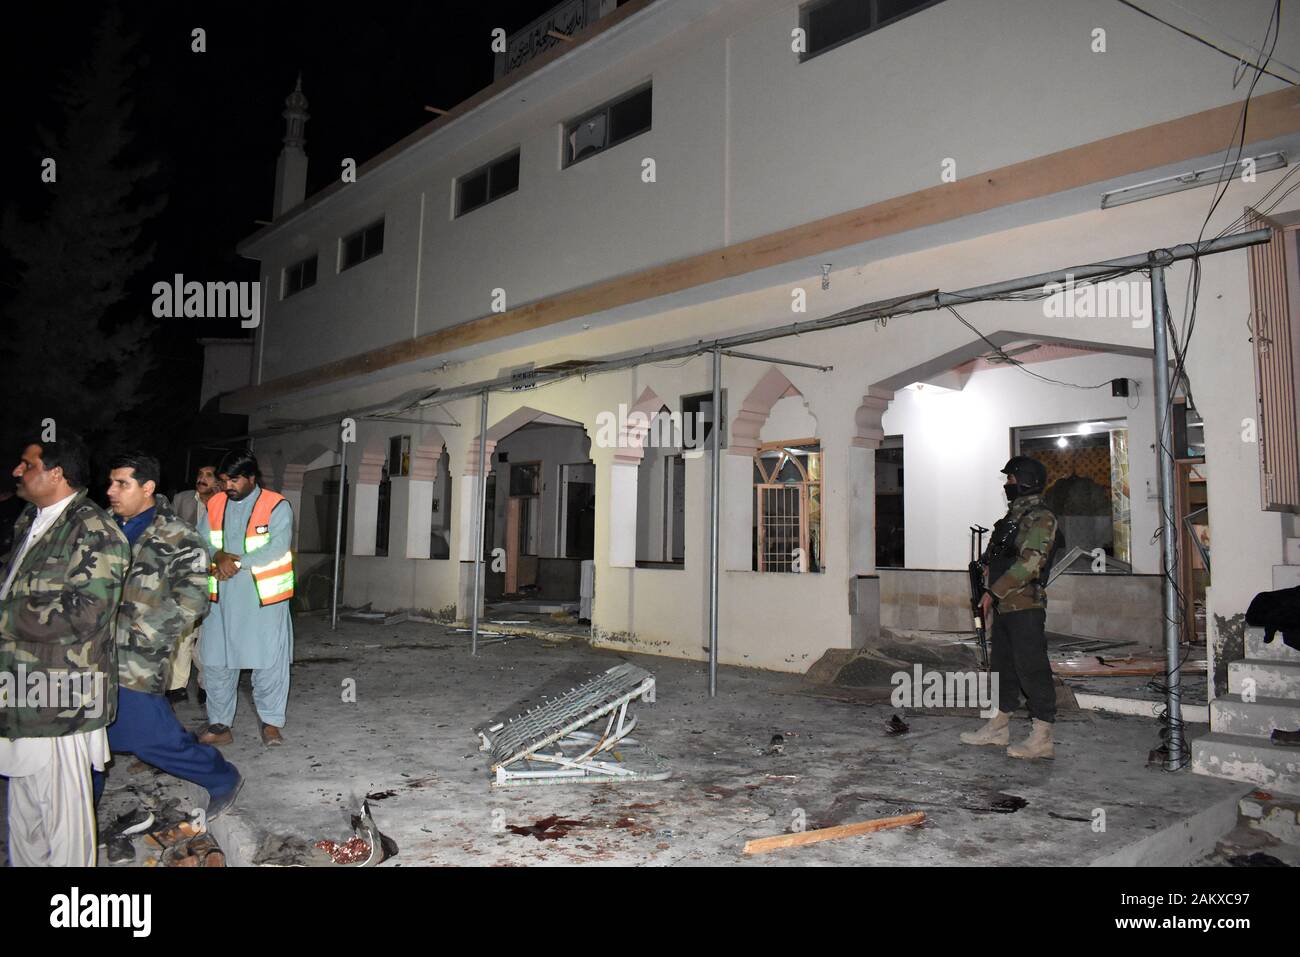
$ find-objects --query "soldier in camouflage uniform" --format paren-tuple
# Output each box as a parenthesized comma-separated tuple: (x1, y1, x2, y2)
(960, 456, 1064, 760)
(0, 434, 129, 866)
(92, 452, 242, 822)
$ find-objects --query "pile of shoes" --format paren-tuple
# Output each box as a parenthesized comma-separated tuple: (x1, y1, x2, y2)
(99, 807, 155, 865)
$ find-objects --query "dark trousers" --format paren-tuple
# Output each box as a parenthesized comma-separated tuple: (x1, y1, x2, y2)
(92, 688, 240, 803)
(991, 607, 1056, 723)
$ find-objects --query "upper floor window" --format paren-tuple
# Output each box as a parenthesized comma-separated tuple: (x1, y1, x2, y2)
(283, 254, 317, 299)
(455, 150, 520, 218)
(799, 0, 944, 61)
(341, 219, 384, 271)
(564, 84, 651, 168)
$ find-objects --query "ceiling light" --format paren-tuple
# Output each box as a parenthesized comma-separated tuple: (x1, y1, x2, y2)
(1101, 152, 1287, 210)
(1056, 436, 1069, 448)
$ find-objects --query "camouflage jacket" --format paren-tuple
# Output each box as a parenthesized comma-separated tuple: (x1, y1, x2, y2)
(0, 490, 130, 738)
(116, 494, 210, 695)
(984, 494, 1061, 613)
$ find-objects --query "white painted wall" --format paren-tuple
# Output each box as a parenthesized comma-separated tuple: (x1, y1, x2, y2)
(881, 352, 1160, 572)
(199, 339, 253, 408)
(251, 156, 1297, 673)
(245, 0, 1297, 383)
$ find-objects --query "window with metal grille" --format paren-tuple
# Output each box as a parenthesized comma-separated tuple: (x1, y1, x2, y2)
(1245, 208, 1300, 512)
(753, 441, 822, 573)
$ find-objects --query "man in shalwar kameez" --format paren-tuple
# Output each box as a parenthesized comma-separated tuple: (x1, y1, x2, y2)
(196, 450, 295, 746)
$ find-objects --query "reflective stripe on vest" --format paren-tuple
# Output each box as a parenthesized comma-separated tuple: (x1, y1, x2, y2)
(206, 489, 295, 607)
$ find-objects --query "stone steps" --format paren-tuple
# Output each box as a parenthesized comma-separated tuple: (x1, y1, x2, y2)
(1246, 624, 1300, 661)
(1228, 657, 1300, 698)
(1191, 732, 1300, 794)
(1210, 693, 1300, 738)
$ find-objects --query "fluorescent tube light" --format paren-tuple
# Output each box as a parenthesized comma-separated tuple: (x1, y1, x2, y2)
(1100, 152, 1287, 210)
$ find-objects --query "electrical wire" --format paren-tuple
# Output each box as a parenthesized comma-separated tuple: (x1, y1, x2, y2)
(1115, 0, 1297, 86)
(943, 304, 1114, 390)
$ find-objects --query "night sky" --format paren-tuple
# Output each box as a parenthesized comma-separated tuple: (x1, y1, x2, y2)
(0, 1, 559, 484)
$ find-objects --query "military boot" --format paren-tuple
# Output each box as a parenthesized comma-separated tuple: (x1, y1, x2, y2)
(959, 710, 1010, 746)
(1007, 718, 1054, 759)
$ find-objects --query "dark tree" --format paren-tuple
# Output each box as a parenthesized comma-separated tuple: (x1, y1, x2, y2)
(0, 8, 165, 455)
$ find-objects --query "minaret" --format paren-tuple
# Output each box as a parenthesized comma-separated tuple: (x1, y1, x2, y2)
(272, 74, 310, 218)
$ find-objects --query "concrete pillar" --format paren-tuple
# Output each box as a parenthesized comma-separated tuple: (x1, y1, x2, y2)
(846, 446, 875, 576)
(351, 483, 378, 556)
(407, 479, 434, 559)
(280, 463, 308, 547)
(607, 461, 638, 568)
(722, 452, 752, 571)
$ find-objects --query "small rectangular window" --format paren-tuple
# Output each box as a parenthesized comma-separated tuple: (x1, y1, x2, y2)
(283, 254, 317, 298)
(341, 219, 384, 270)
(455, 150, 520, 217)
(564, 84, 651, 168)
(800, 0, 944, 61)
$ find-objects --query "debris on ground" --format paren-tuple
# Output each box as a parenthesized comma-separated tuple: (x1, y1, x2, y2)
(1226, 852, 1288, 867)
(162, 833, 225, 867)
(743, 811, 926, 855)
(885, 714, 910, 736)
(986, 794, 1029, 814)
(767, 733, 784, 755)
(252, 801, 397, 866)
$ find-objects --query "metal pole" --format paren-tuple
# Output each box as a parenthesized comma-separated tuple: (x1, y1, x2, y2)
(398, 231, 1270, 411)
(240, 232, 1268, 439)
(1149, 264, 1183, 770)
(721, 350, 832, 372)
(470, 390, 490, 656)
(708, 347, 722, 697)
(330, 425, 347, 632)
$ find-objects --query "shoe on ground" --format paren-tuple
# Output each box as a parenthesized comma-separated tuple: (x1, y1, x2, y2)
(959, 711, 1010, 746)
(165, 688, 189, 704)
(198, 723, 233, 746)
(104, 833, 135, 864)
(1007, 718, 1055, 759)
(110, 807, 155, 836)
(207, 771, 243, 821)
(260, 723, 283, 746)
(1272, 728, 1300, 748)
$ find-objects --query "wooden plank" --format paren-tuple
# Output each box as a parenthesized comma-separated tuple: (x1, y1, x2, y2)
(1052, 656, 1207, 677)
(742, 811, 925, 855)
(227, 86, 1300, 412)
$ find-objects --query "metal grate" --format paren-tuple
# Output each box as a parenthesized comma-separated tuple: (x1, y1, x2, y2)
(478, 663, 654, 768)
(757, 484, 805, 572)
(1246, 209, 1300, 512)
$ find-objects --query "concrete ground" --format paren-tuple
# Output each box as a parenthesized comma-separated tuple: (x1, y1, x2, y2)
(175, 614, 1250, 867)
(0, 614, 1251, 867)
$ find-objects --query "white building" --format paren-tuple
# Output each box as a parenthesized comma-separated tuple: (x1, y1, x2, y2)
(222, 0, 1300, 781)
